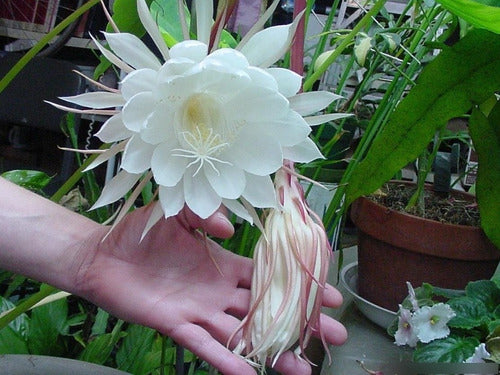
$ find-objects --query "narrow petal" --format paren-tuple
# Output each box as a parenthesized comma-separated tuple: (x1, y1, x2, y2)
(122, 92, 155, 132)
(236, 0, 280, 50)
(141, 201, 165, 240)
(289, 91, 342, 116)
(267, 67, 302, 98)
(91, 170, 141, 209)
(137, 0, 170, 60)
(104, 32, 162, 70)
(151, 143, 188, 187)
(283, 137, 324, 163)
(304, 113, 352, 126)
(222, 198, 253, 224)
(194, 0, 213, 45)
(204, 162, 246, 199)
(159, 184, 185, 218)
(90, 34, 133, 73)
(169, 40, 208, 62)
(95, 113, 134, 143)
(60, 92, 125, 109)
(227, 128, 283, 176)
(120, 69, 157, 101)
(242, 173, 276, 208)
(120, 135, 155, 174)
(183, 170, 221, 219)
(84, 141, 127, 171)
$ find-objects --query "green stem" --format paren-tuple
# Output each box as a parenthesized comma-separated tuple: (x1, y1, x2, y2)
(0, 0, 100, 94)
(303, 0, 388, 92)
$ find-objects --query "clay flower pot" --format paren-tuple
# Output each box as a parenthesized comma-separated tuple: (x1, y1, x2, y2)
(349, 184, 500, 312)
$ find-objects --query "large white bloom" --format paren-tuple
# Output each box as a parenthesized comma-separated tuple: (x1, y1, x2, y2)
(52, 0, 345, 230)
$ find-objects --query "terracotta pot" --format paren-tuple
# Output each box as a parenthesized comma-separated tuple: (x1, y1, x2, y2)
(349, 183, 500, 312)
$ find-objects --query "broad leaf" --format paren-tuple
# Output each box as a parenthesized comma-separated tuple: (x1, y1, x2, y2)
(469, 106, 500, 248)
(465, 280, 500, 312)
(1, 170, 51, 192)
(413, 336, 479, 362)
(447, 297, 489, 329)
(116, 324, 156, 373)
(436, 0, 500, 33)
(79, 320, 125, 365)
(345, 29, 500, 216)
(0, 296, 29, 338)
(0, 326, 29, 354)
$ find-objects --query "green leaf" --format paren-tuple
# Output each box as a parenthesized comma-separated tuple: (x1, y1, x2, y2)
(469, 105, 500, 248)
(91, 308, 110, 336)
(413, 336, 480, 362)
(1, 170, 51, 192)
(110, 0, 151, 36)
(0, 296, 29, 338)
(465, 280, 500, 311)
(345, 29, 500, 206)
(79, 320, 125, 365)
(436, 0, 500, 33)
(447, 297, 489, 329)
(27, 299, 68, 356)
(152, 0, 190, 47)
(0, 326, 29, 354)
(116, 324, 156, 373)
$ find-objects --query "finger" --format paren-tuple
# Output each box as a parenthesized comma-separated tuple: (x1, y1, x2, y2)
(272, 351, 311, 375)
(198, 309, 245, 349)
(317, 313, 348, 346)
(183, 206, 235, 238)
(169, 323, 257, 375)
(224, 287, 251, 319)
(321, 284, 343, 308)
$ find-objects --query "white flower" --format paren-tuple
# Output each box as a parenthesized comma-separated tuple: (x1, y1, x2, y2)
(465, 343, 490, 363)
(411, 303, 455, 343)
(51, 0, 344, 231)
(394, 306, 418, 347)
(232, 167, 331, 368)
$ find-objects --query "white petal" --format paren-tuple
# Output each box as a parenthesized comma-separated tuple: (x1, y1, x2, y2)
(158, 184, 185, 218)
(90, 34, 133, 73)
(242, 173, 276, 208)
(141, 201, 165, 240)
(222, 198, 253, 224)
(204, 162, 246, 199)
(227, 86, 289, 122)
(95, 113, 134, 142)
(183, 170, 221, 219)
(84, 141, 126, 171)
(238, 11, 303, 68)
(151, 143, 188, 187)
(304, 113, 352, 126)
(122, 92, 155, 132)
(140, 106, 175, 144)
(120, 135, 154, 173)
(227, 128, 283, 176)
(104, 32, 162, 70)
(158, 58, 195, 82)
(283, 137, 324, 163)
(61, 92, 125, 109)
(194, 0, 213, 45)
(255, 110, 310, 147)
(169, 40, 208, 62)
(204, 48, 249, 71)
(137, 0, 170, 60)
(91, 170, 141, 209)
(246, 67, 278, 91)
(120, 69, 157, 101)
(267, 68, 302, 98)
(289, 91, 342, 116)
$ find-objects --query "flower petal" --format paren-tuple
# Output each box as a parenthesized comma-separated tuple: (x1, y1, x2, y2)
(304, 113, 352, 126)
(183, 170, 221, 219)
(84, 141, 126, 171)
(242, 173, 276, 208)
(122, 91, 155, 132)
(140, 105, 175, 145)
(252, 110, 310, 147)
(204, 162, 246, 199)
(169, 40, 208, 62)
(289, 91, 342, 116)
(159, 184, 185, 218)
(137, 0, 170, 60)
(120, 68, 157, 101)
(283, 137, 324, 163)
(194, 0, 213, 45)
(222, 198, 253, 224)
(267, 67, 302, 98)
(91, 170, 141, 209)
(141, 201, 165, 240)
(104, 31, 162, 70)
(151, 143, 188, 187)
(61, 92, 125, 109)
(90, 34, 133, 73)
(120, 135, 155, 174)
(95, 113, 134, 142)
(226, 86, 289, 122)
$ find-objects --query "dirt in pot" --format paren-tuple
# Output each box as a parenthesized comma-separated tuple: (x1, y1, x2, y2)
(369, 182, 480, 227)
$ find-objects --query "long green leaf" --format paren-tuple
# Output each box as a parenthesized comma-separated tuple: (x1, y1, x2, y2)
(469, 106, 500, 248)
(345, 29, 500, 206)
(436, 0, 500, 33)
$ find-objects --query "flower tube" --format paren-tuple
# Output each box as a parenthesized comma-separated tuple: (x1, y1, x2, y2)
(233, 166, 331, 369)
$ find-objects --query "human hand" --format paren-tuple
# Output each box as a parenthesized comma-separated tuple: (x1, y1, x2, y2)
(72, 205, 347, 375)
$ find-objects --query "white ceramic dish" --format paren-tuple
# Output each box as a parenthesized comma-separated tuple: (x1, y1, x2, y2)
(340, 261, 397, 329)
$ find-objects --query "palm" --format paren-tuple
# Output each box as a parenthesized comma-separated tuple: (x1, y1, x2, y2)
(76, 206, 346, 375)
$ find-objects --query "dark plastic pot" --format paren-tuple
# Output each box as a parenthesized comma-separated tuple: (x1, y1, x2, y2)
(0, 355, 131, 375)
(349, 183, 500, 312)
